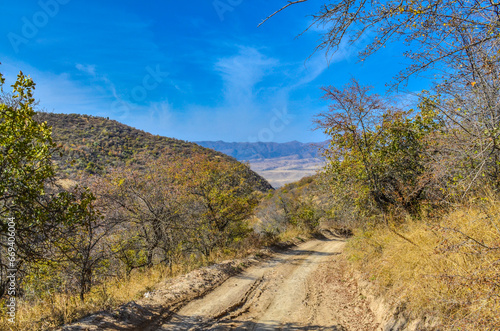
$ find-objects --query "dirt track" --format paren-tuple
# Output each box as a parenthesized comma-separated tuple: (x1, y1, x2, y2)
(154, 236, 379, 330)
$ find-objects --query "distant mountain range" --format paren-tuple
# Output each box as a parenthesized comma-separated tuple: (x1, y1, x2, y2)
(195, 140, 328, 188)
(195, 140, 327, 161)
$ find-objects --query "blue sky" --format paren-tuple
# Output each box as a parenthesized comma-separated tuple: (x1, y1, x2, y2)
(0, 0, 428, 143)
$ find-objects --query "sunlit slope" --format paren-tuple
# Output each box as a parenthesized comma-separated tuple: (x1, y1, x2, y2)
(36, 112, 273, 192)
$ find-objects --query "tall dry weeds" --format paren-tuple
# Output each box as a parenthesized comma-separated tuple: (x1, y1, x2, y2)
(346, 198, 500, 330)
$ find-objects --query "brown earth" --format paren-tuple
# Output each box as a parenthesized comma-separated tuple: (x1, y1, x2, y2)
(151, 234, 378, 331)
(62, 233, 380, 331)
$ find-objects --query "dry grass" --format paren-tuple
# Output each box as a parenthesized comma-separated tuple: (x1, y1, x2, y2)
(0, 226, 309, 331)
(0, 254, 238, 329)
(0, 263, 179, 330)
(346, 198, 500, 330)
(277, 225, 311, 242)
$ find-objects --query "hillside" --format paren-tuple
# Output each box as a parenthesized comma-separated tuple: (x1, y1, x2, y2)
(196, 140, 326, 187)
(35, 112, 273, 192)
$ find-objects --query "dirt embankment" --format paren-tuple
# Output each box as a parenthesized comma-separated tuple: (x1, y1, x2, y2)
(62, 232, 385, 330)
(154, 236, 377, 330)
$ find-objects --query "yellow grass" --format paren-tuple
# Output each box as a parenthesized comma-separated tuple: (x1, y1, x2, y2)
(0, 225, 310, 331)
(0, 263, 176, 330)
(346, 199, 500, 330)
(277, 225, 311, 242)
(0, 256, 225, 330)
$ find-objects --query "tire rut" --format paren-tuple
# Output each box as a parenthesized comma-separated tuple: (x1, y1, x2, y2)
(156, 238, 355, 330)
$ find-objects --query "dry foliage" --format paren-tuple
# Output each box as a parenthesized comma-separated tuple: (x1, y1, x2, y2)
(0, 227, 273, 331)
(346, 197, 500, 330)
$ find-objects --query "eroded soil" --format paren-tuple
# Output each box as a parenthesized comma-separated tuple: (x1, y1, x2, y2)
(152, 236, 378, 330)
(62, 234, 379, 331)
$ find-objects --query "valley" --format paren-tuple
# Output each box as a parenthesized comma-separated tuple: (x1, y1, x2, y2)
(195, 141, 327, 187)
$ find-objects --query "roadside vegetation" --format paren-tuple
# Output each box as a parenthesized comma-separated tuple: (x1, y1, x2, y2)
(3, 0, 500, 329)
(261, 0, 500, 328)
(346, 198, 500, 329)
(0, 70, 322, 330)
(312, 77, 500, 329)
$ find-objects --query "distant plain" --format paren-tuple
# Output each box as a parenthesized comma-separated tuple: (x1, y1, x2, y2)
(248, 157, 324, 188)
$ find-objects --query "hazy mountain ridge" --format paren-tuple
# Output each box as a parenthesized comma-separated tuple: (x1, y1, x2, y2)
(195, 140, 327, 187)
(195, 140, 326, 161)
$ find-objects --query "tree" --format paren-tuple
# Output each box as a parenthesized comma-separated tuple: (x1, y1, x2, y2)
(421, 80, 500, 196)
(0, 71, 56, 225)
(315, 79, 442, 215)
(0, 70, 61, 295)
(47, 188, 113, 302)
(267, 0, 500, 87)
(265, 1, 500, 197)
(95, 155, 187, 271)
(180, 155, 258, 257)
(0, 69, 101, 299)
(96, 153, 259, 266)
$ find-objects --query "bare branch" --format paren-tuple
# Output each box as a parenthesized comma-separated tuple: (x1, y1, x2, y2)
(258, 0, 308, 27)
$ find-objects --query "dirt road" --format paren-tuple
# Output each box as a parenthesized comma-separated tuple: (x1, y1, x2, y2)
(155, 236, 379, 330)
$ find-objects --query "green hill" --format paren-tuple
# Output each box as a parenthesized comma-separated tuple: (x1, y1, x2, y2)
(35, 112, 273, 192)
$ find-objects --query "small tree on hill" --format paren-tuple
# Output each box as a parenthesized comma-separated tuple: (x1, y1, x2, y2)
(181, 155, 258, 257)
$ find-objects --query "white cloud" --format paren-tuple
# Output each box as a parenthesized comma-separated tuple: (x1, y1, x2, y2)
(215, 46, 278, 106)
(192, 46, 332, 142)
(75, 63, 96, 76)
(0, 59, 111, 115)
(74, 63, 120, 101)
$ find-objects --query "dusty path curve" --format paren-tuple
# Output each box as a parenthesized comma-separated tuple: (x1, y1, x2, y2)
(154, 236, 379, 330)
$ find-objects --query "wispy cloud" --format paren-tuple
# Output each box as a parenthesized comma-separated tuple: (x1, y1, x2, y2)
(74, 63, 120, 101)
(215, 47, 278, 106)
(1, 59, 111, 115)
(75, 63, 96, 76)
